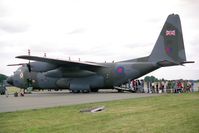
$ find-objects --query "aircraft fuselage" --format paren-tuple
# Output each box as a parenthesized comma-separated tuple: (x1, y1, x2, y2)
(8, 61, 159, 92)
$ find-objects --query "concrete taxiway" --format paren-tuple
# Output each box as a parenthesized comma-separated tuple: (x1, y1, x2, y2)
(0, 90, 160, 113)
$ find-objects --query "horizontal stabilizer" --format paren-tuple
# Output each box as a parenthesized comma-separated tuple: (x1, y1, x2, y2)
(157, 60, 180, 67)
(157, 60, 195, 67)
(180, 61, 195, 64)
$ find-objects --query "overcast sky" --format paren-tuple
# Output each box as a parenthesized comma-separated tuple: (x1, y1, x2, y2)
(0, 0, 198, 79)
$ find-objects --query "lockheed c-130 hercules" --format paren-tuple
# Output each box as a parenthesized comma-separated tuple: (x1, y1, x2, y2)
(7, 14, 194, 93)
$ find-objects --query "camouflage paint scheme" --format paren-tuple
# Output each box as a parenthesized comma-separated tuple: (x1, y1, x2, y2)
(7, 14, 193, 92)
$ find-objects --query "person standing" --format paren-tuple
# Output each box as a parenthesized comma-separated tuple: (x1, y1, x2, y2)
(156, 82, 159, 93)
(5, 86, 8, 97)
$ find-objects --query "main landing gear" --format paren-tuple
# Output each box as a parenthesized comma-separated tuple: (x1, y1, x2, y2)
(71, 88, 99, 93)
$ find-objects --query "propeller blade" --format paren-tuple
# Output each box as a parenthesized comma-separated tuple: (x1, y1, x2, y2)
(27, 63, 31, 72)
(7, 63, 26, 66)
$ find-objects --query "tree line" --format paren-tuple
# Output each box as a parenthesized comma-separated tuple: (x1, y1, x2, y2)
(0, 74, 8, 85)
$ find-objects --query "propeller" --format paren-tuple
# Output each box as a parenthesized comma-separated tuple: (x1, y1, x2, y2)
(7, 63, 26, 66)
(7, 49, 32, 89)
(27, 49, 31, 72)
(26, 49, 32, 89)
(26, 63, 31, 72)
(7, 63, 31, 72)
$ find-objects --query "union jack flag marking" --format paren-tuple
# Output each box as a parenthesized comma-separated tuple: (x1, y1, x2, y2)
(165, 30, 175, 36)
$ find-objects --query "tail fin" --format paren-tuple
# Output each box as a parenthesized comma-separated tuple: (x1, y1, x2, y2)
(149, 14, 187, 65)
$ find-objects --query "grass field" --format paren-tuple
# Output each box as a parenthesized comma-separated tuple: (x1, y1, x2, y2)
(6, 87, 21, 94)
(0, 93, 198, 133)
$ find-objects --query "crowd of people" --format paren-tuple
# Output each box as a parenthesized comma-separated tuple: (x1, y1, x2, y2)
(130, 80, 144, 92)
(128, 79, 195, 93)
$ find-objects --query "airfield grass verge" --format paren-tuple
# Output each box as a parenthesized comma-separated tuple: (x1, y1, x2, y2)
(6, 87, 20, 94)
(0, 93, 199, 133)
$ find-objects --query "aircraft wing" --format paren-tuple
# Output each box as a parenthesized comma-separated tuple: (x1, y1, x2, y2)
(16, 55, 106, 70)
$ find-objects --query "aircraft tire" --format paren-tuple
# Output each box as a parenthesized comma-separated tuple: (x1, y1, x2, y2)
(82, 89, 90, 93)
(91, 89, 99, 92)
(71, 90, 80, 93)
(117, 89, 124, 93)
(54, 89, 59, 91)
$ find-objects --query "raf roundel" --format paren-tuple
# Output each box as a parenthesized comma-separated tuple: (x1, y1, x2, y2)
(165, 47, 172, 54)
(20, 72, 24, 79)
(115, 66, 125, 75)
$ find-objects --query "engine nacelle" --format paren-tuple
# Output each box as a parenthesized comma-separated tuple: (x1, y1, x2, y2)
(44, 68, 96, 78)
(30, 62, 57, 72)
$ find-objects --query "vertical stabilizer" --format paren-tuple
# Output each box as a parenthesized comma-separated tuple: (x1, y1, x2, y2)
(149, 14, 186, 64)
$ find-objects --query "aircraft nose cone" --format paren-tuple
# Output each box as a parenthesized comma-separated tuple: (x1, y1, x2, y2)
(7, 76, 13, 85)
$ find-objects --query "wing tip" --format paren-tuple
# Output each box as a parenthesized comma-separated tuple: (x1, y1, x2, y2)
(16, 55, 27, 58)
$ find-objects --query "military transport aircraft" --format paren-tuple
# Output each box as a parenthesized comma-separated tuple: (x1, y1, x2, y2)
(7, 14, 194, 93)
